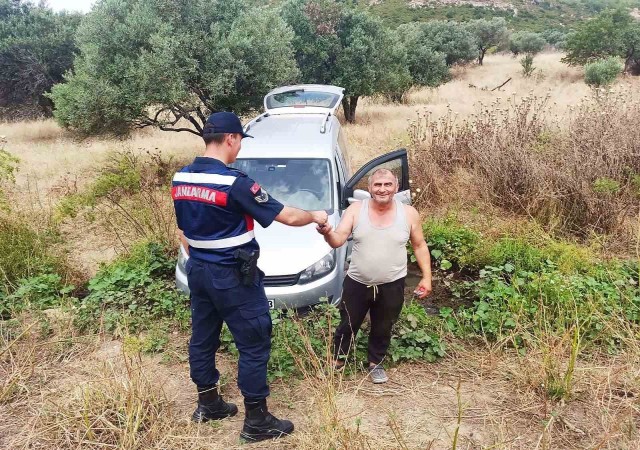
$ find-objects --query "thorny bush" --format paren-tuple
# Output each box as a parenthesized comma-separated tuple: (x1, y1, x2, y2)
(408, 92, 640, 237)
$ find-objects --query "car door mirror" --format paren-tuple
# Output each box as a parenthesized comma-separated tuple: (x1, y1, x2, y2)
(347, 189, 371, 205)
(342, 149, 410, 209)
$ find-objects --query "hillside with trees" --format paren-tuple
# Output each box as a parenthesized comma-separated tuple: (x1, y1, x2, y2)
(1, 0, 639, 127)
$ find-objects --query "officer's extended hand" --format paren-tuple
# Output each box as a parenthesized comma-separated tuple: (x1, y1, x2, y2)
(316, 222, 333, 235)
(311, 210, 328, 225)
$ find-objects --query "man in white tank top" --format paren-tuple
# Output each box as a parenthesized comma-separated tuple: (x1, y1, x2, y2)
(317, 169, 433, 383)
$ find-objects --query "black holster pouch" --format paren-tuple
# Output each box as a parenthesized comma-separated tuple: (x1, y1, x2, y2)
(233, 249, 259, 287)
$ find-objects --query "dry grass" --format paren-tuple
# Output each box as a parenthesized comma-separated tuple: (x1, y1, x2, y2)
(344, 52, 640, 167)
(343, 52, 603, 168)
(3, 325, 640, 450)
(0, 121, 201, 209)
(407, 87, 640, 239)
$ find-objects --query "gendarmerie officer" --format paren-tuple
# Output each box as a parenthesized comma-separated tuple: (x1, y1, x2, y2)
(172, 112, 328, 442)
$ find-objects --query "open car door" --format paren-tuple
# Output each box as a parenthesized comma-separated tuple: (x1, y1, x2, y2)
(342, 149, 411, 208)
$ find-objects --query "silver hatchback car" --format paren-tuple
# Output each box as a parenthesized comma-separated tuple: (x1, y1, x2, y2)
(176, 84, 411, 309)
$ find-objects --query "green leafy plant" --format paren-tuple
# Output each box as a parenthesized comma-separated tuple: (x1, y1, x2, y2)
(221, 301, 447, 381)
(416, 219, 480, 271)
(74, 241, 189, 333)
(0, 148, 19, 184)
(593, 177, 621, 194)
(449, 259, 639, 348)
(388, 301, 446, 362)
(5, 273, 74, 312)
(0, 146, 19, 210)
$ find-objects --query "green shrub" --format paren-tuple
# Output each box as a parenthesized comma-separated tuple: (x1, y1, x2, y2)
(0, 148, 19, 184)
(417, 218, 480, 271)
(449, 260, 639, 347)
(74, 241, 189, 333)
(510, 31, 545, 55)
(592, 176, 621, 194)
(0, 214, 65, 294)
(406, 219, 637, 350)
(584, 57, 622, 88)
(520, 54, 536, 77)
(468, 234, 595, 275)
(54, 151, 181, 250)
(55, 152, 143, 219)
(0, 147, 19, 210)
(542, 29, 566, 48)
(388, 301, 446, 363)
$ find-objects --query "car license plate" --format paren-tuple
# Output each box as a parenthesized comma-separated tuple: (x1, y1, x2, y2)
(268, 299, 275, 309)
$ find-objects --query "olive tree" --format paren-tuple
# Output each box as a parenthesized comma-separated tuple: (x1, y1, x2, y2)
(397, 22, 449, 87)
(509, 31, 546, 56)
(281, 0, 410, 122)
(563, 9, 640, 75)
(0, 0, 81, 119)
(49, 0, 299, 136)
(417, 20, 477, 66)
(509, 31, 546, 78)
(467, 17, 508, 65)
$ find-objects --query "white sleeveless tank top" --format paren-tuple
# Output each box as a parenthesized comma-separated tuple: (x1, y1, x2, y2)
(347, 198, 410, 285)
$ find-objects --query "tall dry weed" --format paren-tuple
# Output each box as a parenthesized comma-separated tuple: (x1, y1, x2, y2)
(409, 91, 640, 237)
(57, 150, 187, 254)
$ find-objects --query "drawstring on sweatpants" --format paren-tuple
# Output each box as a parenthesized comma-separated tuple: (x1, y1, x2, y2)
(367, 284, 379, 301)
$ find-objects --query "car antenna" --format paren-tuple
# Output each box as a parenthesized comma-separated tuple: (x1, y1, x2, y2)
(320, 111, 331, 134)
(245, 112, 270, 132)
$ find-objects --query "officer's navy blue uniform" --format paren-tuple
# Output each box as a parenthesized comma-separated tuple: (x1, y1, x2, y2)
(172, 156, 284, 401)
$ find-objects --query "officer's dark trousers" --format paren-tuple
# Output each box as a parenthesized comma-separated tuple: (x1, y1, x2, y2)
(186, 258, 271, 400)
(334, 275, 406, 365)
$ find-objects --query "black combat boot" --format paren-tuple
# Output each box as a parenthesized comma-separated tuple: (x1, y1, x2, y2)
(191, 385, 238, 422)
(240, 399, 294, 442)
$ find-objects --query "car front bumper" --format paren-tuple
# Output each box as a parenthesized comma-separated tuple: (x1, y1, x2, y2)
(175, 263, 343, 310)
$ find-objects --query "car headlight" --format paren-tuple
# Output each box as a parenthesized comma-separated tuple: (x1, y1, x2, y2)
(299, 250, 336, 284)
(177, 245, 188, 271)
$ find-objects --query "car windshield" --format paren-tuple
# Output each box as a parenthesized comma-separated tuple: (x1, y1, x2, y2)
(232, 158, 332, 211)
(265, 90, 340, 109)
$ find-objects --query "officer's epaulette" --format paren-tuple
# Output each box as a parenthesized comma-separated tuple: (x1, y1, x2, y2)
(227, 167, 248, 177)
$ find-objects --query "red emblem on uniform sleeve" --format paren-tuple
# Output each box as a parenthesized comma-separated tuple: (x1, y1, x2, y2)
(250, 182, 261, 195)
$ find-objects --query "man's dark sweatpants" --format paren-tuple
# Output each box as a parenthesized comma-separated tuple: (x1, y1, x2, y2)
(334, 275, 406, 364)
(186, 258, 272, 401)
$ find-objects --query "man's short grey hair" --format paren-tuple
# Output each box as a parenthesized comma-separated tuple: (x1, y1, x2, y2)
(368, 168, 399, 187)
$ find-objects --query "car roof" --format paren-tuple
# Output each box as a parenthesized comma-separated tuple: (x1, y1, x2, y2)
(239, 114, 340, 160)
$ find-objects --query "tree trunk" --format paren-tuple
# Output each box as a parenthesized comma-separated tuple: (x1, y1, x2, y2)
(624, 50, 633, 74)
(478, 48, 486, 66)
(342, 95, 359, 123)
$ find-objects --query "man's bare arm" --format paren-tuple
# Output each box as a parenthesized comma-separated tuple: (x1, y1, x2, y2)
(407, 206, 432, 298)
(316, 203, 358, 248)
